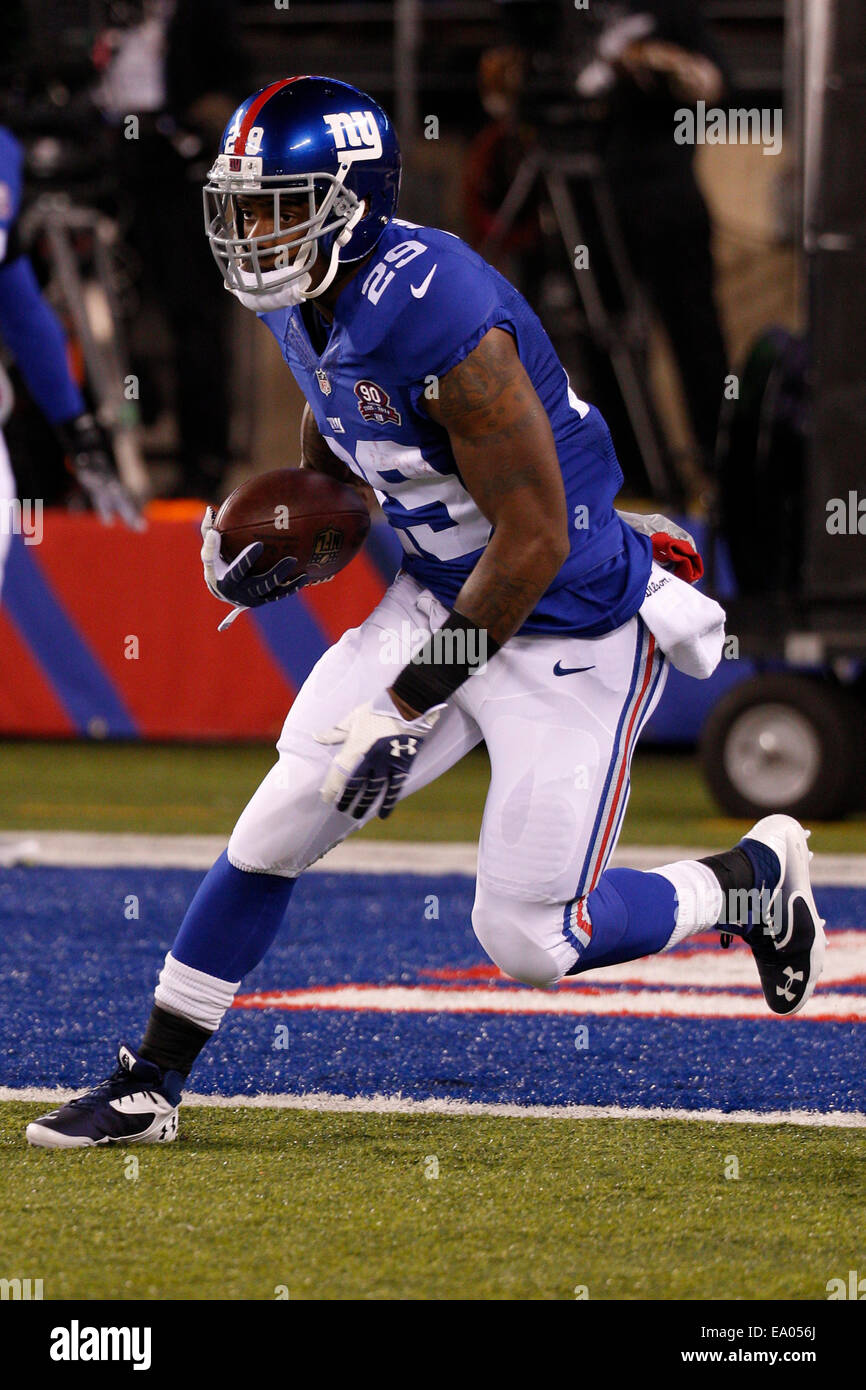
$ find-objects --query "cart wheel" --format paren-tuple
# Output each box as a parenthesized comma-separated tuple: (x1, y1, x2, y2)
(699, 674, 863, 820)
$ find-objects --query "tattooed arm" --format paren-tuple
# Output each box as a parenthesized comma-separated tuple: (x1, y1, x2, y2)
(385, 326, 568, 719)
(421, 326, 570, 644)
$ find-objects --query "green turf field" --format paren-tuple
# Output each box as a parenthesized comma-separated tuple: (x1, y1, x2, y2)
(1, 739, 865, 850)
(5, 1103, 864, 1300)
(3, 739, 863, 1303)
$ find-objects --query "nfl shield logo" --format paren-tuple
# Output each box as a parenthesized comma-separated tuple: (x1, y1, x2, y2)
(315, 369, 332, 396)
(310, 526, 343, 567)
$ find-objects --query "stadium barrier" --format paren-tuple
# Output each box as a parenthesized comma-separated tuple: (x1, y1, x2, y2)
(0, 507, 747, 741)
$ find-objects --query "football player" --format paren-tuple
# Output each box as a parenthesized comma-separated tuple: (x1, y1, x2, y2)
(0, 122, 140, 595)
(27, 78, 824, 1147)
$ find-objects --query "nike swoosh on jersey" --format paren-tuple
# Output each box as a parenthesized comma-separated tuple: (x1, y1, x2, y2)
(410, 265, 438, 298)
(552, 662, 596, 676)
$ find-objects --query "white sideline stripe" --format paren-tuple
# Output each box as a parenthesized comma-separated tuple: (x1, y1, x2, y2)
(1, 832, 866, 884)
(235, 985, 865, 1021)
(238, 931, 866, 996)
(2, 1086, 865, 1128)
(0, 833, 480, 874)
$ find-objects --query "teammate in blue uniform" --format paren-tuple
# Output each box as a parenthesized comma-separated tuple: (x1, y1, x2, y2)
(27, 78, 825, 1147)
(0, 123, 139, 563)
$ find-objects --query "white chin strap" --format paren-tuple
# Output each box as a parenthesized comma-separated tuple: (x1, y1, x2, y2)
(228, 264, 313, 312)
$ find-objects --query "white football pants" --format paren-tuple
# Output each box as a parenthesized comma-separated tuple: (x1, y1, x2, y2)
(229, 571, 668, 987)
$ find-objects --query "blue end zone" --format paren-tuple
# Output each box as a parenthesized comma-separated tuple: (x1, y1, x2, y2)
(2, 866, 863, 1113)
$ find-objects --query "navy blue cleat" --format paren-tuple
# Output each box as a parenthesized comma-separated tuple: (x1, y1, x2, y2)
(736, 815, 827, 1017)
(26, 1043, 183, 1149)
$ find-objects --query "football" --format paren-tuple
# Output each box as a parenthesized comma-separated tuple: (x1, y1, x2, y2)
(213, 467, 371, 583)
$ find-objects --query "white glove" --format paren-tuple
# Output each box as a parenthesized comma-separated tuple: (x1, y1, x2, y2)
(200, 505, 307, 631)
(315, 695, 444, 820)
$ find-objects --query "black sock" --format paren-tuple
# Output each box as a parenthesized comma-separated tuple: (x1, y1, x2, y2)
(139, 1005, 212, 1078)
(698, 848, 755, 927)
(699, 847, 755, 896)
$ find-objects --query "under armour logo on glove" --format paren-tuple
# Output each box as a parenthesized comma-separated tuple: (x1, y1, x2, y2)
(390, 737, 417, 757)
(315, 697, 444, 820)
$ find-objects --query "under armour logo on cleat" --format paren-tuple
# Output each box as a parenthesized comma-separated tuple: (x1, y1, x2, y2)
(777, 966, 804, 1002)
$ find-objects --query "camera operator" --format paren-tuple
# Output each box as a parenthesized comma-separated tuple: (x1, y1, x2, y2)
(480, 0, 730, 489)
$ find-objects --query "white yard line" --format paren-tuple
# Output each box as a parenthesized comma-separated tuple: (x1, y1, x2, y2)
(232, 984, 866, 1021)
(1, 831, 865, 884)
(2, 1086, 864, 1128)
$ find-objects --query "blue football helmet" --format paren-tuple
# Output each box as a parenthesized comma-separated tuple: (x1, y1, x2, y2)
(203, 75, 401, 310)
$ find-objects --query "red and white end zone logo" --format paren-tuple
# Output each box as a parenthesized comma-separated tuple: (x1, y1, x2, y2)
(235, 930, 866, 1023)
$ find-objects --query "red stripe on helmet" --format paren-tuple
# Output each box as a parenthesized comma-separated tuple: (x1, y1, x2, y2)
(235, 76, 303, 154)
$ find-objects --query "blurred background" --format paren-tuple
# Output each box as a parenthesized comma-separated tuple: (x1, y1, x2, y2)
(0, 0, 864, 841)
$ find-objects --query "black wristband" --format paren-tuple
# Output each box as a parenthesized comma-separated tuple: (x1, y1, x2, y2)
(391, 610, 500, 713)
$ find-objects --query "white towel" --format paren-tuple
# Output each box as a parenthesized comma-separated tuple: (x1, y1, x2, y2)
(638, 562, 727, 679)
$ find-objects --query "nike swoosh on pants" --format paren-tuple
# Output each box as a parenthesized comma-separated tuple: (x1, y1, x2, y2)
(552, 662, 595, 676)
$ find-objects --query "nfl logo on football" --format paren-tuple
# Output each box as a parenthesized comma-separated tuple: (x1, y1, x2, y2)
(310, 526, 343, 567)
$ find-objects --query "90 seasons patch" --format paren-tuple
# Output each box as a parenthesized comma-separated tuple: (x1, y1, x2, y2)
(354, 379, 401, 427)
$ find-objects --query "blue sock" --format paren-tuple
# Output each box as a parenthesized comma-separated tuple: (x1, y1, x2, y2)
(171, 851, 296, 980)
(566, 868, 678, 974)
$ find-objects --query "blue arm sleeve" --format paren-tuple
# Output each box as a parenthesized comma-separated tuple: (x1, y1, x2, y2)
(0, 125, 25, 262)
(0, 254, 85, 425)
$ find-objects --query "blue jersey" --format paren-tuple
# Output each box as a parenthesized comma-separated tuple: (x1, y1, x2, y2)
(0, 125, 84, 427)
(261, 219, 651, 637)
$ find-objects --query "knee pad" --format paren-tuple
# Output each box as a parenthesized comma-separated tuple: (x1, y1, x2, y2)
(471, 887, 571, 989)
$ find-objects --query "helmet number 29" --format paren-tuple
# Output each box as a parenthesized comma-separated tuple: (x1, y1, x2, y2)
(362, 241, 427, 306)
(225, 122, 264, 156)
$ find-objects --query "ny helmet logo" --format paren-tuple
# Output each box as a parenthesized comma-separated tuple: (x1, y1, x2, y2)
(322, 112, 383, 161)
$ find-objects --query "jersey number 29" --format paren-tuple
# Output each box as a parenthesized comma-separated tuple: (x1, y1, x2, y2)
(361, 241, 427, 305)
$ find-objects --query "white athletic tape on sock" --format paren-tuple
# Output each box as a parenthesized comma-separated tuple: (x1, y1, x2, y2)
(154, 953, 240, 1033)
(655, 860, 724, 950)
